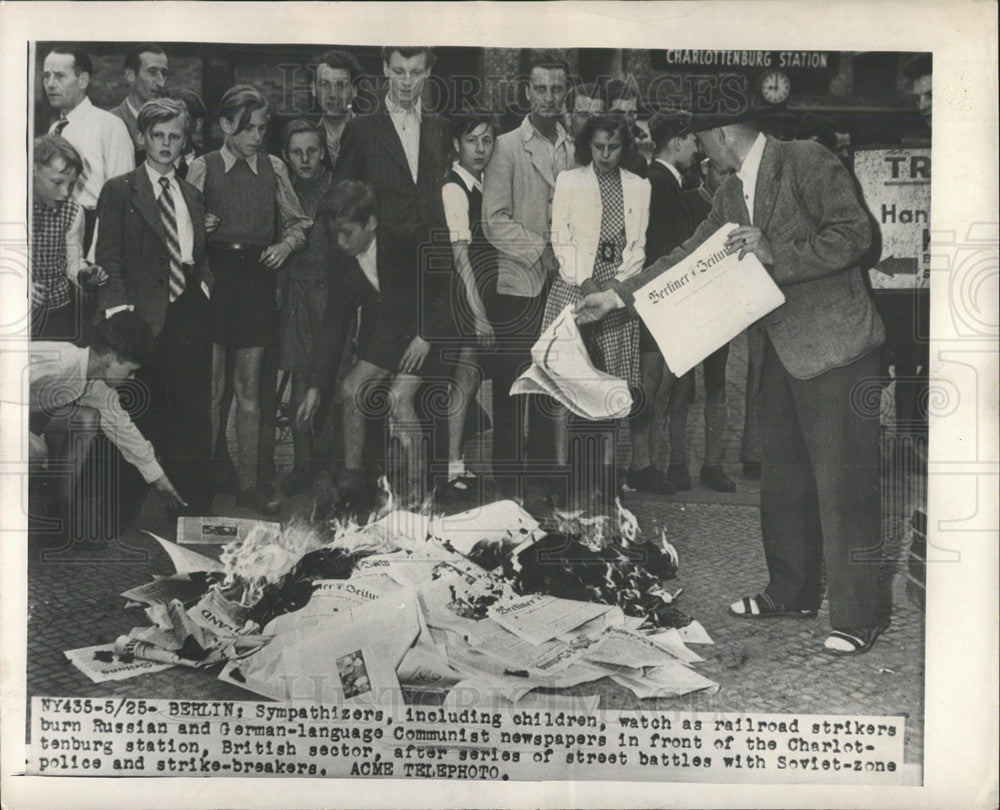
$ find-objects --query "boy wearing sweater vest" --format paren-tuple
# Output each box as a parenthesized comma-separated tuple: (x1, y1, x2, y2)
(186, 85, 312, 516)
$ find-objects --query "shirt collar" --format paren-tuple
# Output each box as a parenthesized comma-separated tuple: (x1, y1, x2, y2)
(521, 115, 571, 149)
(322, 110, 354, 129)
(655, 158, 684, 186)
(736, 132, 767, 188)
(359, 233, 378, 264)
(144, 161, 176, 188)
(385, 93, 421, 121)
(126, 97, 141, 120)
(63, 95, 93, 123)
(221, 143, 259, 174)
(450, 161, 482, 193)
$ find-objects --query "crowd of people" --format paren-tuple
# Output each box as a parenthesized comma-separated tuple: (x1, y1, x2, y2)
(24, 44, 932, 656)
(28, 44, 743, 519)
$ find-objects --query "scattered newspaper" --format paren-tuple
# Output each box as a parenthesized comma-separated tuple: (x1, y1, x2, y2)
(511, 305, 633, 419)
(177, 515, 280, 545)
(632, 223, 786, 376)
(146, 531, 224, 574)
(64, 644, 175, 682)
(219, 589, 421, 702)
(429, 500, 541, 557)
(487, 593, 613, 646)
(88, 505, 719, 704)
(677, 618, 715, 645)
(120, 575, 209, 607)
(443, 678, 601, 711)
(611, 660, 720, 699)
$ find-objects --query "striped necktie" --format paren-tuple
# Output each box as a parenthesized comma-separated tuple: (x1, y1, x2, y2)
(53, 118, 68, 136)
(157, 176, 186, 301)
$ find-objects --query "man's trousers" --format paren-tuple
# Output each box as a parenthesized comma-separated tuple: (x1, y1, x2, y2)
(760, 337, 889, 629)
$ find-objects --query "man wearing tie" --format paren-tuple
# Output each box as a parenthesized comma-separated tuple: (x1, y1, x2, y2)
(95, 98, 214, 516)
(42, 46, 134, 252)
(576, 110, 890, 656)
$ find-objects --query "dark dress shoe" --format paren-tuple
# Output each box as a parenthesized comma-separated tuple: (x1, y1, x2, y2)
(700, 464, 737, 493)
(665, 463, 692, 491)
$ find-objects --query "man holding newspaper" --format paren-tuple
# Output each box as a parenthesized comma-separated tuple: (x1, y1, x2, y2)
(576, 108, 890, 657)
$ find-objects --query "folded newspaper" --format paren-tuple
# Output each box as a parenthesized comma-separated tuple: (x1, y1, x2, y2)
(511, 305, 633, 419)
(632, 222, 786, 377)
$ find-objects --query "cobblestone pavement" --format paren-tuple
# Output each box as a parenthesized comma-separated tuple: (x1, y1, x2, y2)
(22, 330, 926, 766)
(25, 473, 925, 767)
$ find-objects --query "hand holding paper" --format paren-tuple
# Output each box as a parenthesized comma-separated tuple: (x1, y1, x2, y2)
(511, 305, 633, 420)
(632, 223, 785, 377)
(724, 225, 774, 264)
(573, 289, 622, 325)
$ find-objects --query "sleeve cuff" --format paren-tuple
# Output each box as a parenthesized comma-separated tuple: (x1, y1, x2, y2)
(104, 304, 134, 318)
(138, 459, 164, 485)
(606, 278, 633, 311)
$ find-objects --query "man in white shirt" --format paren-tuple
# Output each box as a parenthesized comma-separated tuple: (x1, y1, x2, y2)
(110, 43, 169, 162)
(333, 46, 449, 245)
(21, 311, 185, 528)
(577, 111, 890, 655)
(42, 46, 135, 251)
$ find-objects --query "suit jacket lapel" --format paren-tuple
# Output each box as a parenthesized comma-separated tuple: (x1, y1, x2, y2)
(525, 132, 556, 189)
(753, 137, 781, 232)
(129, 170, 167, 245)
(373, 101, 413, 182)
(416, 115, 443, 188)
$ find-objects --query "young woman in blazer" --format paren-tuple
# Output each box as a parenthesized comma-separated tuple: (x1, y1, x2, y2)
(542, 114, 650, 503)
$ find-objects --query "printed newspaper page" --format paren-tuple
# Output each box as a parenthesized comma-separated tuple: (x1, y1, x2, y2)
(1, 3, 997, 809)
(631, 223, 785, 376)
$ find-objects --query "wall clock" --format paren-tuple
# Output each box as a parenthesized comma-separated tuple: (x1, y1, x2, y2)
(759, 70, 791, 104)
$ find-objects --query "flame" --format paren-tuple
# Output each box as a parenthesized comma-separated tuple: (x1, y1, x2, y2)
(658, 528, 680, 567)
(549, 499, 642, 551)
(377, 474, 394, 514)
(616, 498, 640, 545)
(218, 521, 324, 607)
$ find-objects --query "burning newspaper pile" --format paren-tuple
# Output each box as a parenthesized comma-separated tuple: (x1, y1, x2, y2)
(67, 495, 717, 705)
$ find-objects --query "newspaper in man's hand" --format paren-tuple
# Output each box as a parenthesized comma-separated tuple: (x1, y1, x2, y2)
(632, 223, 785, 376)
(510, 305, 633, 419)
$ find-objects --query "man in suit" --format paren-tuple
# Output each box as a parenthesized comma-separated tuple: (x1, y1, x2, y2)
(628, 112, 737, 495)
(266, 49, 364, 172)
(333, 46, 449, 245)
(481, 54, 575, 503)
(95, 98, 214, 515)
(313, 49, 364, 171)
(577, 111, 890, 655)
(110, 44, 169, 166)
